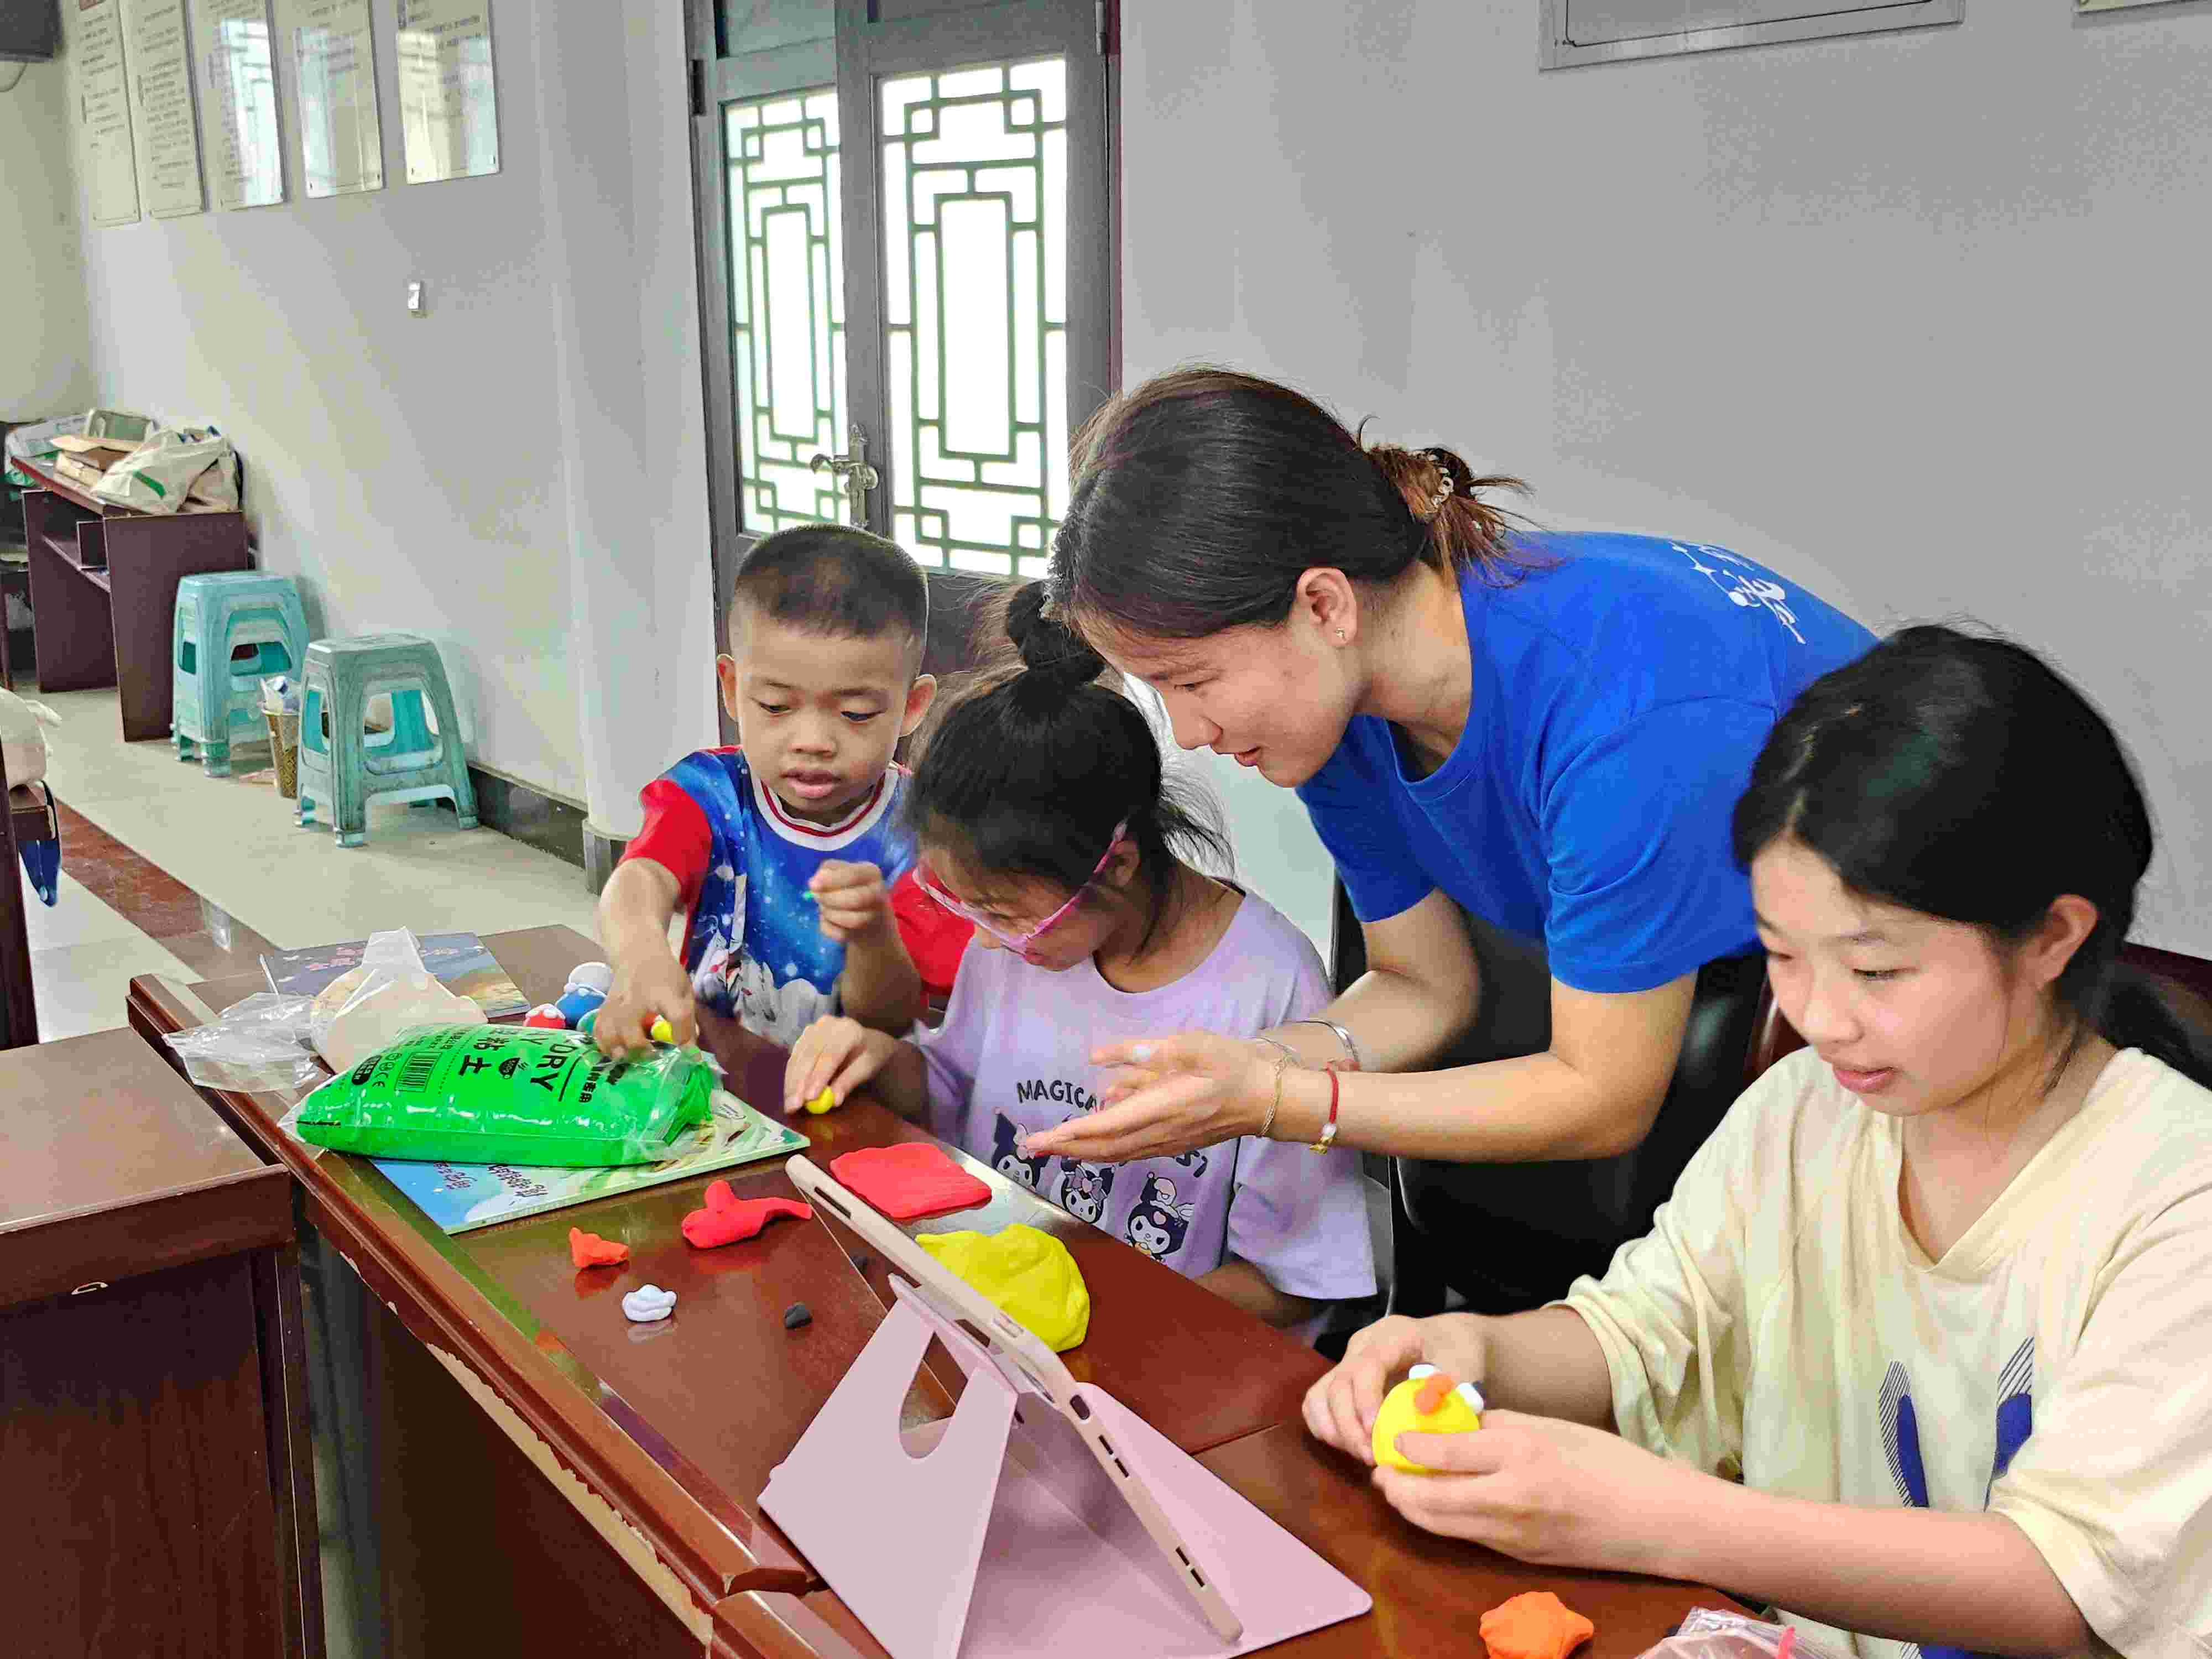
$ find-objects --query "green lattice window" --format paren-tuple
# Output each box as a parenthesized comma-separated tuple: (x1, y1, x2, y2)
(726, 90, 848, 532)
(882, 58, 1068, 578)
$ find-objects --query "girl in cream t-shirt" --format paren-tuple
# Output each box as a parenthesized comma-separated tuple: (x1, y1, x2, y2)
(1303, 627, 2212, 1657)
(1568, 1041, 2212, 1658)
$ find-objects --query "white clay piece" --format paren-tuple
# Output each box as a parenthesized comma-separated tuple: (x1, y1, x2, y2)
(623, 1284, 677, 1323)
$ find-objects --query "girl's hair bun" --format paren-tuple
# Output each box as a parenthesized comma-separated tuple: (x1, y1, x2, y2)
(1006, 580, 1107, 690)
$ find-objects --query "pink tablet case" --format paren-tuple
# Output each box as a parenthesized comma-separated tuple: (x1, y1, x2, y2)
(761, 1274, 1371, 1659)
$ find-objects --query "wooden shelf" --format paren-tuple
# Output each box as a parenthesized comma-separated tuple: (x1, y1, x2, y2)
(12, 456, 234, 522)
(16, 465, 250, 740)
(15, 462, 106, 516)
(39, 529, 90, 570)
(37, 527, 111, 585)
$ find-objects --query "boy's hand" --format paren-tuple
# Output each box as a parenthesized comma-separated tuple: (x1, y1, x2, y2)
(593, 952, 697, 1059)
(785, 1016, 898, 1114)
(809, 860, 895, 945)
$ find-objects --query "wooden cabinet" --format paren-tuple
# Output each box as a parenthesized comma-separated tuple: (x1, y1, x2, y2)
(0, 1029, 315, 1659)
(14, 462, 251, 742)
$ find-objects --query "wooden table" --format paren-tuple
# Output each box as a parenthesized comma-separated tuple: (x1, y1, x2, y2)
(1, 1029, 315, 1658)
(129, 925, 1746, 1657)
(7, 780, 53, 848)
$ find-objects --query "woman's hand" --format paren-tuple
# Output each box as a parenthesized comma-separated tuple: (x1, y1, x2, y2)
(1017, 1032, 1272, 1164)
(783, 1016, 899, 1115)
(1303, 1314, 1489, 1464)
(1373, 1410, 1705, 1578)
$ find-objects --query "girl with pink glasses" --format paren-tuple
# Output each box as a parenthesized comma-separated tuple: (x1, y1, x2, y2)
(784, 585, 1376, 1331)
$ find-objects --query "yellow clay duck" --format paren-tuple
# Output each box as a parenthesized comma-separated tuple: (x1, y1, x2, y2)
(1371, 1364, 1485, 1473)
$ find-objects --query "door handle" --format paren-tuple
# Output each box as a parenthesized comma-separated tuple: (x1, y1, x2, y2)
(808, 425, 880, 529)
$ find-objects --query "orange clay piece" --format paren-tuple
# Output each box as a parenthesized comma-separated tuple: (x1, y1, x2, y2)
(1478, 1592, 1593, 1659)
(568, 1228, 629, 1269)
(1415, 1371, 1457, 1415)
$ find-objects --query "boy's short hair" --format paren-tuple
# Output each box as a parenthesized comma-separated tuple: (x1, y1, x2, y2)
(727, 525, 928, 664)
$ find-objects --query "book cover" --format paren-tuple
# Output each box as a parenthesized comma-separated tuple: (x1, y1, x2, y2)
(262, 932, 531, 1019)
(282, 1088, 808, 1234)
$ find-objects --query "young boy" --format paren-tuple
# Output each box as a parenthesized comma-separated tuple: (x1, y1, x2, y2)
(594, 526, 968, 1053)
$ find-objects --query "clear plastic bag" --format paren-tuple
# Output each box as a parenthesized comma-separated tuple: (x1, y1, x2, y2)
(310, 927, 484, 1072)
(287, 1024, 719, 1166)
(1637, 1610, 1833, 1659)
(164, 992, 325, 1094)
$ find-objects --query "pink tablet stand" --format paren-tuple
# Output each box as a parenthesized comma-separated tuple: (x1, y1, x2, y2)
(761, 1278, 1371, 1659)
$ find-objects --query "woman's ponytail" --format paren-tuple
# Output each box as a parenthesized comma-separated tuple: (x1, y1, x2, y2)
(1364, 441, 1532, 582)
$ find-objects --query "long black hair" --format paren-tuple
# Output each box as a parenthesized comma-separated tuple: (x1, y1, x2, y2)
(1733, 624, 2211, 1088)
(903, 583, 1230, 951)
(1049, 366, 1543, 641)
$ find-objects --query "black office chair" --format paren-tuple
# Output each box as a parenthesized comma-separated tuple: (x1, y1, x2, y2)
(1327, 883, 1771, 1317)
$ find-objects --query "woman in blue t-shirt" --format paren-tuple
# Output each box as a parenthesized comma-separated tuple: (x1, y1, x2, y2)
(1020, 368, 1874, 1216)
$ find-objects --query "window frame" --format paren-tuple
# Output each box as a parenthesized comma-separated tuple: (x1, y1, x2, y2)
(1539, 0, 1965, 70)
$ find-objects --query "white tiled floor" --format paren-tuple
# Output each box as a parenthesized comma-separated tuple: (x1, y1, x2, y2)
(19, 869, 198, 1041)
(23, 687, 602, 1036)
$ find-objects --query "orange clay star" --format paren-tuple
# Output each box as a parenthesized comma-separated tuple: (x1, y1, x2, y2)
(568, 1228, 629, 1269)
(1479, 1592, 1594, 1659)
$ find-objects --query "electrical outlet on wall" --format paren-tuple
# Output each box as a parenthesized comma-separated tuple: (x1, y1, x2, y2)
(406, 279, 427, 316)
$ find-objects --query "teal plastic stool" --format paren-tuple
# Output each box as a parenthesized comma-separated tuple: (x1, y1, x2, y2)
(171, 572, 309, 777)
(296, 633, 478, 848)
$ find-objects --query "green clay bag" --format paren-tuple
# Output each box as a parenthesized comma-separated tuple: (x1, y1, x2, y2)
(294, 1025, 716, 1166)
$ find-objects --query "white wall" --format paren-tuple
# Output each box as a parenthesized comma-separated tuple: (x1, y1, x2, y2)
(532, 3, 721, 847)
(1123, 0, 2212, 957)
(2, 59, 96, 417)
(56, 2, 719, 818)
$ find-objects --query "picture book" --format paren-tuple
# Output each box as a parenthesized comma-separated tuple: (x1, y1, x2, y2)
(262, 931, 530, 1020)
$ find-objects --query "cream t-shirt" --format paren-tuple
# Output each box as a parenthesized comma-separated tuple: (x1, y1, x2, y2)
(1563, 1047, 2212, 1659)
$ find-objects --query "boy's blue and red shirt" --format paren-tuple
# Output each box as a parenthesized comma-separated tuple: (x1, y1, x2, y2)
(621, 749, 969, 1042)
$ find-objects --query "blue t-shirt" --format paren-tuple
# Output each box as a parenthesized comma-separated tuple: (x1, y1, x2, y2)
(1297, 534, 1874, 994)
(624, 750, 923, 1044)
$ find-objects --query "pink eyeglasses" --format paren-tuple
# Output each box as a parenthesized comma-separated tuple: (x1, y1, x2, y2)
(914, 819, 1130, 959)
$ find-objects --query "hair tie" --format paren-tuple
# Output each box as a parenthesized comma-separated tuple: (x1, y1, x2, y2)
(1421, 448, 1455, 520)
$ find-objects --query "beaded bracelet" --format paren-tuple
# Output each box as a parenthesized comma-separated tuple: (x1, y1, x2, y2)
(1307, 1068, 1342, 1154)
